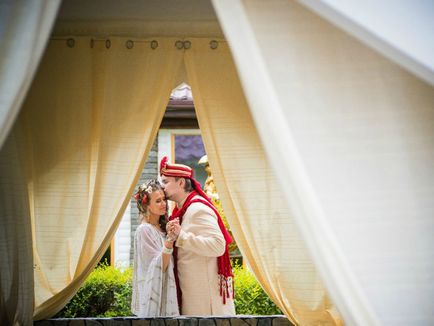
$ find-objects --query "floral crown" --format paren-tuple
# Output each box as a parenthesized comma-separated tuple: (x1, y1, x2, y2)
(133, 183, 154, 206)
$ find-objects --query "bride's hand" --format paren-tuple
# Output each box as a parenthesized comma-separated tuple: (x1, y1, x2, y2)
(167, 218, 180, 240)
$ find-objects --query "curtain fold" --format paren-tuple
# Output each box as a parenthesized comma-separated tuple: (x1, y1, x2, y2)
(212, 1, 434, 325)
(9, 37, 182, 319)
(297, 0, 434, 87)
(0, 0, 61, 149)
(0, 126, 34, 325)
(184, 38, 341, 326)
(0, 2, 60, 322)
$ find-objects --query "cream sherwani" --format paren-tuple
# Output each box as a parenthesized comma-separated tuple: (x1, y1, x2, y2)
(175, 195, 235, 316)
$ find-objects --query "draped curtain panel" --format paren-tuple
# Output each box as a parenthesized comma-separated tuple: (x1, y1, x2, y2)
(0, 0, 61, 149)
(0, 127, 34, 325)
(10, 37, 182, 319)
(213, 1, 434, 325)
(298, 0, 434, 87)
(184, 38, 341, 325)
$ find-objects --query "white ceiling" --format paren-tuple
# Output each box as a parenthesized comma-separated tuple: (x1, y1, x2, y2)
(53, 0, 223, 37)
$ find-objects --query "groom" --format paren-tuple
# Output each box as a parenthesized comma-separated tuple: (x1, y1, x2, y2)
(160, 156, 235, 316)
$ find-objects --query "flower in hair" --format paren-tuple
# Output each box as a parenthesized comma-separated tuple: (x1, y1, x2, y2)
(141, 193, 148, 205)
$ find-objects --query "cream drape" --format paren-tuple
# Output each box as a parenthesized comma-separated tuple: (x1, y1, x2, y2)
(0, 126, 34, 325)
(8, 37, 182, 320)
(298, 0, 434, 86)
(0, 0, 61, 149)
(0, 3, 59, 323)
(213, 1, 434, 325)
(184, 39, 341, 325)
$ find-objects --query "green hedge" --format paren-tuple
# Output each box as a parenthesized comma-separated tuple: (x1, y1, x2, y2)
(56, 263, 282, 317)
(232, 265, 282, 315)
(56, 263, 132, 318)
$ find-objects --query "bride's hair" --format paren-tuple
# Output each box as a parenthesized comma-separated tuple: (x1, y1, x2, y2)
(134, 179, 167, 232)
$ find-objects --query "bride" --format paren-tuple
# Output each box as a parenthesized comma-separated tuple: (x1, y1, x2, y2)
(131, 179, 179, 317)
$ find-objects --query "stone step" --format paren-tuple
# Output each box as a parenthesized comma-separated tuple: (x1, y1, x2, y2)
(34, 315, 295, 326)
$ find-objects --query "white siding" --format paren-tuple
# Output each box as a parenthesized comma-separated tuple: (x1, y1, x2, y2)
(113, 204, 131, 269)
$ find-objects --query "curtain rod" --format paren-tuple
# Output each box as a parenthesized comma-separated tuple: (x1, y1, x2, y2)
(49, 38, 223, 50)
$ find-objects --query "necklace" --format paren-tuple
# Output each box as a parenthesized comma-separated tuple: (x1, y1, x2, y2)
(146, 221, 162, 232)
(145, 214, 161, 230)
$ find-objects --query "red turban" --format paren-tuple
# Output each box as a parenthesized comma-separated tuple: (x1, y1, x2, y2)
(160, 156, 193, 178)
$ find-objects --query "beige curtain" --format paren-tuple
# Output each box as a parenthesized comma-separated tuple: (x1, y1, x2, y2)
(0, 2, 60, 323)
(298, 0, 434, 86)
(0, 0, 61, 149)
(0, 126, 34, 325)
(7, 37, 182, 319)
(213, 1, 434, 325)
(184, 38, 341, 326)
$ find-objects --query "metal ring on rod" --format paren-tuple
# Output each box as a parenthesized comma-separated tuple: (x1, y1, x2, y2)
(175, 40, 184, 49)
(210, 40, 218, 49)
(66, 38, 75, 48)
(126, 40, 134, 49)
(150, 40, 158, 49)
(184, 40, 191, 49)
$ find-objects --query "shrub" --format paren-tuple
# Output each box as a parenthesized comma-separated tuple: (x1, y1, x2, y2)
(57, 263, 282, 317)
(233, 264, 283, 315)
(56, 263, 132, 318)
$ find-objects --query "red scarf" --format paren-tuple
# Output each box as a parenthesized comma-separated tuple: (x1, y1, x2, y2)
(170, 189, 234, 313)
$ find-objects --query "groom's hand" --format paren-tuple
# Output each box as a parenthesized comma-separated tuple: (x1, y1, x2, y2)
(167, 218, 180, 241)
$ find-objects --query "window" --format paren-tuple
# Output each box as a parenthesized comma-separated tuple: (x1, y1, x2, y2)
(174, 134, 207, 187)
(158, 129, 207, 185)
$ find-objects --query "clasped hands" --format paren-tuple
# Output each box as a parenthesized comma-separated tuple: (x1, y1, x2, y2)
(166, 218, 181, 242)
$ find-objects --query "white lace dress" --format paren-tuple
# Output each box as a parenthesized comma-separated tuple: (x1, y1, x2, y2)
(131, 223, 179, 317)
